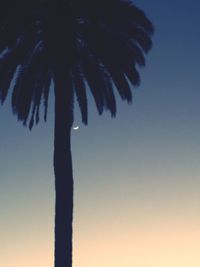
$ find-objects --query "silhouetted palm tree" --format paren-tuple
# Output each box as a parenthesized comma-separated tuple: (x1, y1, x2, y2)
(0, 1, 153, 266)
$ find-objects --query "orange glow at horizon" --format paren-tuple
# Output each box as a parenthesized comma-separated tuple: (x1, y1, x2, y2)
(74, 218, 200, 267)
(2, 207, 200, 267)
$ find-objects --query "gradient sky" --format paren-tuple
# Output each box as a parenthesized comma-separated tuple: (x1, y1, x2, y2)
(1, 1, 200, 267)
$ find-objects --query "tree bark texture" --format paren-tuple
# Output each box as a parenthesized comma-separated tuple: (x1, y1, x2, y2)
(54, 73, 74, 267)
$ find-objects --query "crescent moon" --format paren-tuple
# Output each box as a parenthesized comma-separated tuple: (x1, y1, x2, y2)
(73, 126, 79, 130)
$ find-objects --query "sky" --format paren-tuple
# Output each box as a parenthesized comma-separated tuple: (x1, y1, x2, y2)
(1, 1, 200, 267)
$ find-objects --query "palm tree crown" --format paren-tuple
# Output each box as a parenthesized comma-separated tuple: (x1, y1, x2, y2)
(0, 0, 153, 128)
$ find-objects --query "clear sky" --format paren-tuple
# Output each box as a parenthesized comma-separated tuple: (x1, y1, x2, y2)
(1, 1, 200, 267)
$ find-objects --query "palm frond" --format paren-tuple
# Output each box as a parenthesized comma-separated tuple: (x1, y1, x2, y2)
(43, 72, 51, 122)
(73, 65, 88, 124)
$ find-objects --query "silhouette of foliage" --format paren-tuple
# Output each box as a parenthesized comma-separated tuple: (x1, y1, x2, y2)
(0, 0, 153, 127)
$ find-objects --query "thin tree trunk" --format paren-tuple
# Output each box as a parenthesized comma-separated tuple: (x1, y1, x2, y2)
(54, 73, 74, 267)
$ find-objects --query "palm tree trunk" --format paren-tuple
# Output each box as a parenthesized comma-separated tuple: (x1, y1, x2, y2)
(54, 73, 74, 267)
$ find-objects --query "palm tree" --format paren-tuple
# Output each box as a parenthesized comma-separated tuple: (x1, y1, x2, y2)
(0, 1, 153, 267)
